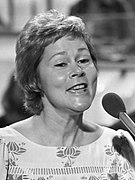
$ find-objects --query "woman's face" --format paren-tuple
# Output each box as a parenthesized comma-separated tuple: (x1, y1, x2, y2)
(38, 36, 97, 114)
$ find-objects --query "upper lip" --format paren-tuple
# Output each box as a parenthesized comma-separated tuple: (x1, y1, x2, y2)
(67, 82, 88, 91)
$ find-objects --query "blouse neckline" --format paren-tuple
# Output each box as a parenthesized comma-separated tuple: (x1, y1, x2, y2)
(5, 125, 106, 149)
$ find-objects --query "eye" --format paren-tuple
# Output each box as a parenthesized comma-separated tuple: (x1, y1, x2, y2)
(54, 62, 67, 67)
(78, 58, 91, 64)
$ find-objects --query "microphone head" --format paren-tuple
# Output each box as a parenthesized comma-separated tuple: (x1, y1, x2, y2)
(102, 92, 126, 118)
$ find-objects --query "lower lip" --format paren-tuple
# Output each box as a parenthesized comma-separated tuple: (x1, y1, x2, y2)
(67, 88, 88, 95)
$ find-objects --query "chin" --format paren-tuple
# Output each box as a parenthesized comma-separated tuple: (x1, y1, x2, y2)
(73, 102, 91, 113)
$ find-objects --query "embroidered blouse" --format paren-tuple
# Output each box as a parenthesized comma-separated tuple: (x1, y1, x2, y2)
(0, 126, 135, 180)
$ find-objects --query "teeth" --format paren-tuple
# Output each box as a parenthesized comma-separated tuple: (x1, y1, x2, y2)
(67, 83, 87, 92)
(73, 85, 85, 90)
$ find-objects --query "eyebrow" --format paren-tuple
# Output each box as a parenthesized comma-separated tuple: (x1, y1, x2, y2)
(49, 51, 66, 61)
(78, 47, 89, 52)
(49, 47, 89, 61)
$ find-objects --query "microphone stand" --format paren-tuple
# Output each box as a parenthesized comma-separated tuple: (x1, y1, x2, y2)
(119, 112, 135, 137)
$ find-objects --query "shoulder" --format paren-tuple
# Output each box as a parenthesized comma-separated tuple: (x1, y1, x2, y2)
(0, 126, 16, 138)
(101, 126, 135, 147)
(0, 117, 33, 143)
(9, 116, 34, 135)
(81, 121, 117, 145)
(83, 120, 117, 139)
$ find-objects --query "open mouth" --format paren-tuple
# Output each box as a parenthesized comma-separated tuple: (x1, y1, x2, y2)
(67, 83, 88, 93)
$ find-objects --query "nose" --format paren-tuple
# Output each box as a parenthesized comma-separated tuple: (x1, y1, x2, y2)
(69, 64, 85, 78)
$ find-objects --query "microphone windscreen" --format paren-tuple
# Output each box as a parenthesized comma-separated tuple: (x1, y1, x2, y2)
(102, 92, 126, 118)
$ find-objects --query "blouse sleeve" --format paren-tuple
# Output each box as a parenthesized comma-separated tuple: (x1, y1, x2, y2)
(113, 129, 135, 170)
(0, 137, 8, 180)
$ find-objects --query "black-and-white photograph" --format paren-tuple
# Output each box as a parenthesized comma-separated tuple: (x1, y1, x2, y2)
(0, 1, 135, 179)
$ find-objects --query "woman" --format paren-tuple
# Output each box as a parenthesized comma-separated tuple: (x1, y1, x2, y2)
(0, 9, 135, 180)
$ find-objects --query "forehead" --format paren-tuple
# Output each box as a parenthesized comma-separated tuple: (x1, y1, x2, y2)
(43, 36, 89, 58)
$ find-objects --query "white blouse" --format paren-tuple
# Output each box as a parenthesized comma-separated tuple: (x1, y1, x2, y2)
(0, 126, 135, 180)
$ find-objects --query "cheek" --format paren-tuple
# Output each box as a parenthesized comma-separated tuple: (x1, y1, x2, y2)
(86, 67, 98, 97)
(53, 74, 67, 87)
(87, 66, 98, 85)
(40, 71, 67, 91)
(50, 72, 67, 88)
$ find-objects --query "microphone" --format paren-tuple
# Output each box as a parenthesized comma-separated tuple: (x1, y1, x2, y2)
(102, 92, 135, 137)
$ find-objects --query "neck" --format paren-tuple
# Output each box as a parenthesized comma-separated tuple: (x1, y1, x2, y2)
(34, 110, 84, 146)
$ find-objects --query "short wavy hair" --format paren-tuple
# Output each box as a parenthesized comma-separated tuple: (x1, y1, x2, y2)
(15, 9, 97, 115)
